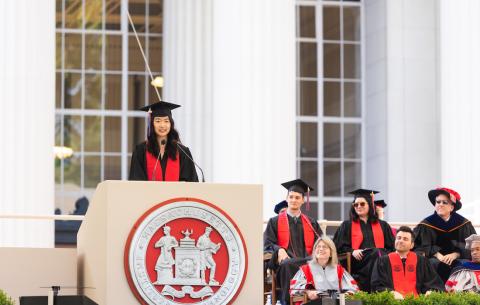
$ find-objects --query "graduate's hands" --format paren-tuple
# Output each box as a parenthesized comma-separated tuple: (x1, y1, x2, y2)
(442, 252, 460, 265)
(425, 290, 433, 296)
(392, 291, 404, 300)
(434, 252, 444, 262)
(352, 249, 364, 261)
(306, 290, 319, 300)
(277, 248, 290, 263)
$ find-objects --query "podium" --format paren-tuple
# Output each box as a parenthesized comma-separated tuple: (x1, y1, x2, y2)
(77, 181, 263, 305)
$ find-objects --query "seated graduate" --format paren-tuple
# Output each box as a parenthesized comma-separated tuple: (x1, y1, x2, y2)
(413, 187, 476, 282)
(371, 226, 444, 300)
(446, 234, 480, 292)
(290, 236, 358, 304)
(264, 179, 322, 305)
(128, 101, 199, 182)
(333, 189, 395, 292)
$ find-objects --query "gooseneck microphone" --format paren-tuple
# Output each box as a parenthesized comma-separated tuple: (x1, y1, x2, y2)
(151, 140, 166, 181)
(175, 141, 205, 182)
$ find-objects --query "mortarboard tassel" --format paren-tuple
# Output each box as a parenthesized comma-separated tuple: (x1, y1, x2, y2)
(306, 187, 310, 211)
(371, 191, 375, 215)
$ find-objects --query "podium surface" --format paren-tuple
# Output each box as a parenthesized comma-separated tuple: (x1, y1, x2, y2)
(77, 181, 263, 305)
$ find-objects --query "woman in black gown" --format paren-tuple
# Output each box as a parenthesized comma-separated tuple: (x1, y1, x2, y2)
(129, 101, 198, 182)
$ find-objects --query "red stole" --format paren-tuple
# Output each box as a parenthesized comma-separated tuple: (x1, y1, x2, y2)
(145, 150, 180, 181)
(388, 252, 418, 297)
(351, 220, 385, 250)
(277, 212, 315, 255)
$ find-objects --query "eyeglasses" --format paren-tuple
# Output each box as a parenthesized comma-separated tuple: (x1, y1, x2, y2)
(435, 200, 451, 205)
(316, 245, 330, 250)
(352, 202, 367, 208)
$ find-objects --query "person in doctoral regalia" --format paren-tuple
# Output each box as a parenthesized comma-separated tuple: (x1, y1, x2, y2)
(413, 187, 476, 282)
(371, 226, 444, 300)
(290, 236, 358, 305)
(446, 234, 480, 292)
(129, 101, 199, 182)
(333, 189, 395, 292)
(264, 179, 322, 305)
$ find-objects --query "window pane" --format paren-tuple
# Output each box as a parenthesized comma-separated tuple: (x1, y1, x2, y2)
(344, 123, 361, 159)
(105, 74, 122, 110)
(299, 122, 317, 158)
(344, 44, 361, 79)
(148, 84, 163, 104)
(105, 156, 121, 180)
(106, 35, 122, 71)
(129, 35, 146, 71)
(323, 81, 340, 116)
(324, 201, 341, 220)
(64, 115, 81, 152)
(106, 0, 121, 30)
(343, 202, 352, 221)
(105, 117, 122, 153)
(84, 156, 101, 188)
(298, 6, 316, 38)
(65, 0, 83, 29)
(64, 73, 82, 109)
(298, 80, 317, 116)
(323, 43, 340, 78)
(324, 161, 340, 196)
(128, 75, 146, 110)
(85, 34, 102, 70)
(84, 116, 101, 152)
(55, 115, 62, 147)
(149, 36, 162, 73)
(302, 201, 318, 220)
(56, 72, 62, 108)
(56, 33, 62, 69)
(84, 73, 102, 109)
(55, 158, 61, 184)
(64, 155, 81, 187)
(344, 161, 361, 194)
(343, 6, 360, 41)
(323, 6, 340, 40)
(56, 0, 63, 28)
(85, 1, 103, 30)
(324, 123, 340, 158)
(300, 160, 318, 196)
(299, 42, 317, 78)
(128, 1, 146, 32)
(64, 33, 82, 69)
(128, 117, 145, 153)
(149, 1, 163, 33)
(344, 82, 361, 117)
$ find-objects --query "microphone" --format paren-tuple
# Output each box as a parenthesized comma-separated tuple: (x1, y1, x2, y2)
(175, 141, 205, 182)
(151, 140, 166, 181)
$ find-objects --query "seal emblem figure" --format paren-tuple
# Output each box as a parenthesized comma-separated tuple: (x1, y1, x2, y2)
(124, 198, 248, 305)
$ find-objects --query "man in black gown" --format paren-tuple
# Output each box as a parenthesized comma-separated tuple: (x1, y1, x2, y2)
(264, 179, 322, 305)
(414, 187, 476, 282)
(333, 189, 395, 292)
(371, 226, 444, 299)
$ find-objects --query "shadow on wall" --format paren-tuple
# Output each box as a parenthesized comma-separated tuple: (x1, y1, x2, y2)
(55, 196, 89, 247)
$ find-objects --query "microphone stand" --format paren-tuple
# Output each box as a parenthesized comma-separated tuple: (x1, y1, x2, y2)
(176, 142, 205, 182)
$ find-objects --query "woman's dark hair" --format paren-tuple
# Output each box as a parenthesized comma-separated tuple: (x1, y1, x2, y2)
(146, 115, 181, 160)
(349, 193, 379, 222)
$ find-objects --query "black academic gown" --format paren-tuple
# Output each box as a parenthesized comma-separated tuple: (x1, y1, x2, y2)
(333, 219, 395, 292)
(413, 212, 476, 282)
(264, 213, 322, 304)
(128, 142, 199, 182)
(371, 252, 445, 294)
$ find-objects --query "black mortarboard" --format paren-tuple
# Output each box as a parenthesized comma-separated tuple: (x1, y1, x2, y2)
(348, 189, 379, 196)
(374, 200, 387, 208)
(139, 101, 180, 118)
(281, 179, 314, 194)
(274, 200, 288, 214)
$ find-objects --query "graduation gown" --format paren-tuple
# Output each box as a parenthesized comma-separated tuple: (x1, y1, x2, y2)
(264, 213, 322, 304)
(371, 251, 444, 295)
(413, 212, 476, 282)
(333, 219, 395, 292)
(446, 261, 480, 292)
(129, 142, 199, 182)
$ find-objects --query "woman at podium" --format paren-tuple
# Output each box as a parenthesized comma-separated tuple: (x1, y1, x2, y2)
(129, 101, 199, 182)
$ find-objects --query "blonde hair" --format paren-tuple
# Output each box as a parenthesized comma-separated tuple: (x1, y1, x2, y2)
(310, 236, 338, 266)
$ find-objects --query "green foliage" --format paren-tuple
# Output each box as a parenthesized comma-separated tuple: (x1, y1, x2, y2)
(0, 289, 14, 305)
(348, 291, 480, 305)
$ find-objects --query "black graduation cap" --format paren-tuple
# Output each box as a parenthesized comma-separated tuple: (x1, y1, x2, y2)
(139, 101, 181, 117)
(281, 179, 314, 194)
(348, 188, 379, 197)
(274, 200, 288, 214)
(374, 200, 387, 208)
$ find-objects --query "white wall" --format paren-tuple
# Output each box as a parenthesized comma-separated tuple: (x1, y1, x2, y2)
(163, 0, 296, 220)
(365, 0, 441, 222)
(0, 1, 55, 246)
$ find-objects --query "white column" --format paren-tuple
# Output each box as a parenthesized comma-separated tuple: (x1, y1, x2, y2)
(163, 0, 296, 220)
(0, 1, 55, 246)
(365, 0, 440, 222)
(439, 0, 480, 216)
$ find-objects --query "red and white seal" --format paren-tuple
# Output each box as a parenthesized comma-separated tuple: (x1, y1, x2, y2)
(124, 198, 247, 305)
